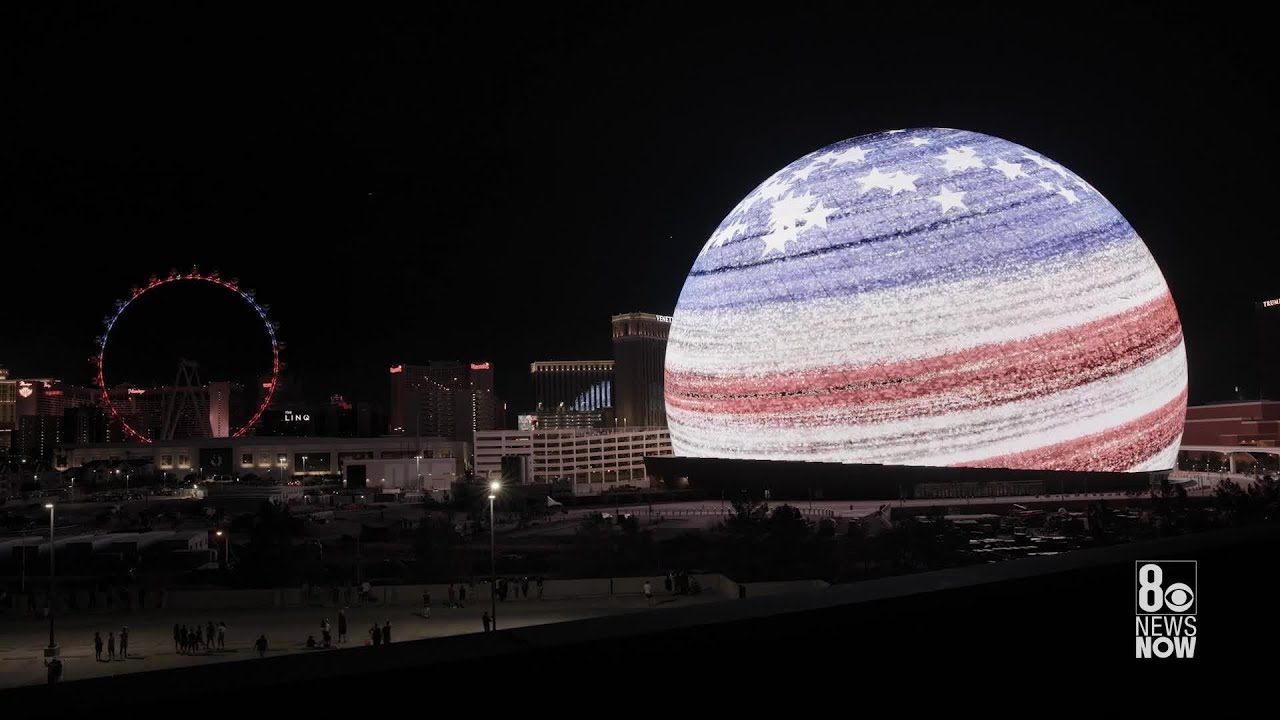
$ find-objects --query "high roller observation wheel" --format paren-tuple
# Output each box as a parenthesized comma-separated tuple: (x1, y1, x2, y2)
(94, 268, 282, 442)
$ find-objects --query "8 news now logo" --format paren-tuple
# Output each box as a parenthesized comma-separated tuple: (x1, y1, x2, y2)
(1135, 560, 1197, 659)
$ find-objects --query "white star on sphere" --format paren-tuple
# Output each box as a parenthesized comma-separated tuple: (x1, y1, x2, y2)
(828, 145, 871, 165)
(754, 174, 793, 203)
(990, 158, 1028, 180)
(928, 186, 968, 213)
(1022, 153, 1070, 178)
(760, 192, 831, 259)
(1037, 180, 1057, 192)
(857, 167, 897, 193)
(936, 146, 985, 172)
(906, 138, 931, 147)
(1074, 177, 1098, 194)
(713, 221, 748, 248)
(790, 164, 820, 181)
(796, 199, 834, 231)
(887, 171, 920, 195)
(1055, 186, 1081, 204)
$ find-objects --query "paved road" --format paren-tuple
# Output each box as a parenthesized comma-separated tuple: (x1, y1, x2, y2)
(505, 492, 1145, 538)
(0, 594, 716, 690)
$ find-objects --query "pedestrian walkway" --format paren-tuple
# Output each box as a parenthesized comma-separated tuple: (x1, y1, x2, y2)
(0, 594, 719, 690)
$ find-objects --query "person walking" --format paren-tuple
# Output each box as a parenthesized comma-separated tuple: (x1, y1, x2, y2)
(120, 626, 129, 659)
(337, 610, 348, 643)
(643, 580, 653, 605)
(107, 631, 116, 661)
(482, 611, 491, 632)
(254, 634, 268, 658)
(173, 623, 180, 653)
(217, 621, 226, 650)
(423, 590, 431, 619)
(94, 631, 103, 661)
(381, 621, 391, 645)
(370, 624, 381, 646)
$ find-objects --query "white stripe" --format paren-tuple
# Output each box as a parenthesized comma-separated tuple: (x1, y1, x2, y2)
(1131, 439, 1181, 472)
(668, 237, 1171, 377)
(669, 341, 1187, 470)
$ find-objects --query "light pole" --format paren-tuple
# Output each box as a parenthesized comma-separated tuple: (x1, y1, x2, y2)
(489, 480, 499, 631)
(44, 503, 57, 657)
(416, 454, 422, 493)
(302, 455, 308, 478)
(215, 530, 229, 567)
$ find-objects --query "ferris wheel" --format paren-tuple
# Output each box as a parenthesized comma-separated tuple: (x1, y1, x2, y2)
(94, 267, 283, 442)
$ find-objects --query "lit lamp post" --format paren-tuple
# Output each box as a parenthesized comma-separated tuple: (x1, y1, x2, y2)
(44, 503, 57, 658)
(416, 454, 423, 493)
(215, 530, 229, 567)
(302, 455, 308, 478)
(489, 480, 500, 631)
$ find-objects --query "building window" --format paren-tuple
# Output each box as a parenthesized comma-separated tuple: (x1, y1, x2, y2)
(241, 453, 253, 466)
(178, 454, 190, 468)
(161, 455, 173, 468)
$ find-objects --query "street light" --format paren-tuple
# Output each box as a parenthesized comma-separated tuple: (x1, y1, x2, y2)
(489, 480, 500, 631)
(44, 503, 57, 658)
(215, 530, 229, 567)
(302, 455, 308, 477)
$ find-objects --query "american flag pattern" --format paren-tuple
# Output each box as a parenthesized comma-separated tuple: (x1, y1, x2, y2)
(666, 128, 1187, 472)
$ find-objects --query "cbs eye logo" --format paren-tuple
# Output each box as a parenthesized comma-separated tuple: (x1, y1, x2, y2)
(1135, 561, 1197, 615)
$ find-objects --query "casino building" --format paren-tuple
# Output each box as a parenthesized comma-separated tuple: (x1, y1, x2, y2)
(52, 436, 470, 488)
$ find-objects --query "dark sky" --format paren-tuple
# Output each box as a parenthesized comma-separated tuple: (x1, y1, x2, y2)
(2, 5, 1273, 412)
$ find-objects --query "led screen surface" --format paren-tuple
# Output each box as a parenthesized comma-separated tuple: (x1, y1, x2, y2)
(666, 128, 1187, 472)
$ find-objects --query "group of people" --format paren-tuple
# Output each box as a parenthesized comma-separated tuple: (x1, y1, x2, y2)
(92, 627, 129, 661)
(174, 621, 226, 653)
(307, 609, 349, 648)
(493, 576, 543, 602)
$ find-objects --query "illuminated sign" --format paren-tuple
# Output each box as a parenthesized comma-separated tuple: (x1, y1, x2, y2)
(262, 382, 273, 389)
(666, 128, 1187, 473)
(390, 365, 404, 374)
(471, 362, 491, 370)
(45, 390, 63, 396)
(1263, 298, 1280, 308)
(18, 387, 32, 398)
(284, 410, 311, 422)
(127, 388, 146, 395)
(655, 315, 673, 323)
(17, 381, 32, 387)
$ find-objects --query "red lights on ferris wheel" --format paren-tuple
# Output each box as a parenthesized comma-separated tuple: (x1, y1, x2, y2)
(94, 271, 283, 442)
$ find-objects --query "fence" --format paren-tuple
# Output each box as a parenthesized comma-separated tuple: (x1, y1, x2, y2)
(645, 507, 836, 519)
(0, 575, 830, 614)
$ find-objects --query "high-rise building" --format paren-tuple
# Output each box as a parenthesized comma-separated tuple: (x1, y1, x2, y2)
(530, 360, 614, 429)
(474, 426, 672, 495)
(208, 381, 232, 438)
(389, 362, 502, 444)
(65, 405, 108, 444)
(16, 414, 64, 461)
(1258, 297, 1280, 399)
(612, 312, 671, 428)
(0, 367, 14, 452)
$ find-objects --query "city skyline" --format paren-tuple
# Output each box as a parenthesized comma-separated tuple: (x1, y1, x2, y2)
(3, 7, 1276, 413)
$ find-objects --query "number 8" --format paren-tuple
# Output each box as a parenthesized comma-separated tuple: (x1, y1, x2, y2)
(1138, 563, 1163, 612)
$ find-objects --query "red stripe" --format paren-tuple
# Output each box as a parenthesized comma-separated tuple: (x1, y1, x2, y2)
(953, 387, 1187, 471)
(666, 293, 1182, 422)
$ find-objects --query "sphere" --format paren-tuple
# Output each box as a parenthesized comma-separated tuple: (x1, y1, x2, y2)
(665, 128, 1187, 472)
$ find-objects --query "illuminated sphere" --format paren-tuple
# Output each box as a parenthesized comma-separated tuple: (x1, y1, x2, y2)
(666, 128, 1187, 472)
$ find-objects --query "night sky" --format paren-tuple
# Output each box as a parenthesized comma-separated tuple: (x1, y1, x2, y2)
(3, 6, 1273, 413)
